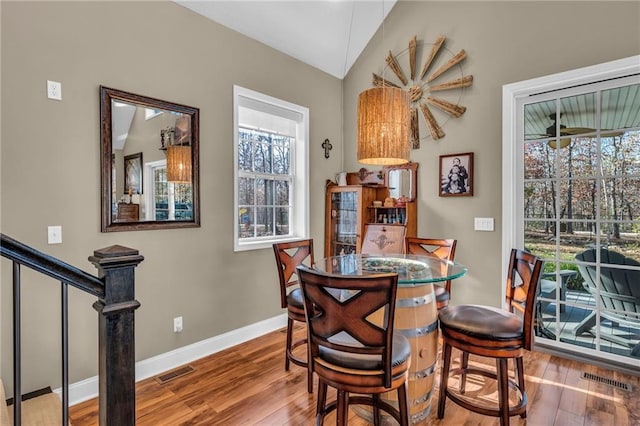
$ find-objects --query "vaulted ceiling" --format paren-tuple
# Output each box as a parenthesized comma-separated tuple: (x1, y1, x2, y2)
(174, 1, 639, 138)
(175, 0, 397, 79)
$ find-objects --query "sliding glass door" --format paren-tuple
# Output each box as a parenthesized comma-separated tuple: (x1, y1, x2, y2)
(519, 77, 640, 367)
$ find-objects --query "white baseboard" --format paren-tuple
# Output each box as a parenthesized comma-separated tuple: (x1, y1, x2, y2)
(55, 314, 287, 406)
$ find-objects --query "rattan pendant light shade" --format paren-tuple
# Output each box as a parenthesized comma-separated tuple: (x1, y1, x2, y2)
(166, 145, 192, 183)
(357, 87, 411, 165)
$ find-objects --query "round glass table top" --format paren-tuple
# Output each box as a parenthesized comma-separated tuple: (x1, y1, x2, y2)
(315, 254, 467, 286)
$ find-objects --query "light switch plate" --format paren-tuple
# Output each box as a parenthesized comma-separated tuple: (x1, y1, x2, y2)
(48, 226, 62, 244)
(474, 217, 494, 232)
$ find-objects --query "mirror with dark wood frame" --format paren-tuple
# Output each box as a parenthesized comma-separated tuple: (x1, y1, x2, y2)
(100, 86, 200, 232)
(383, 162, 418, 201)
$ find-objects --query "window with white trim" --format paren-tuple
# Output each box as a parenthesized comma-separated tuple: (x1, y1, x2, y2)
(233, 85, 309, 251)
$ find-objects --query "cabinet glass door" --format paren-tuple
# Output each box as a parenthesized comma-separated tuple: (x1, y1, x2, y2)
(329, 190, 358, 255)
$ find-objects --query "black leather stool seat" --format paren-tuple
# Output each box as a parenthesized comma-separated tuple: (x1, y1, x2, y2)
(439, 305, 523, 340)
(434, 286, 450, 303)
(319, 334, 411, 370)
(286, 287, 304, 310)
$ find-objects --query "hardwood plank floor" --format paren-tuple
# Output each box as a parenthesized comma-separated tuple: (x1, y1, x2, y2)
(69, 325, 639, 425)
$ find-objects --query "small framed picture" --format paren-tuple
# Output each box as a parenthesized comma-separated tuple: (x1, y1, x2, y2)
(439, 152, 473, 197)
(124, 152, 143, 195)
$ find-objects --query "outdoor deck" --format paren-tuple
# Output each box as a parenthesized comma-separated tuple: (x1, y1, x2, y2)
(537, 289, 640, 359)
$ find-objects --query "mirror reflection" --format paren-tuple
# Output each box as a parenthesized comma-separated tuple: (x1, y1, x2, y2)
(101, 86, 200, 232)
(383, 162, 418, 201)
(388, 169, 412, 200)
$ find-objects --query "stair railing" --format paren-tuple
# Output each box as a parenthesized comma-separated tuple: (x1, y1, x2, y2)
(1, 234, 143, 425)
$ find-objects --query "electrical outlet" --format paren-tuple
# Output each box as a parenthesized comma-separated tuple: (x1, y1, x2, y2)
(173, 316, 183, 333)
(47, 226, 62, 244)
(47, 80, 62, 100)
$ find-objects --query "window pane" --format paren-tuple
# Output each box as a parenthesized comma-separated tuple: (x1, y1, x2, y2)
(524, 220, 556, 258)
(275, 207, 289, 235)
(238, 134, 253, 171)
(275, 180, 289, 206)
(255, 207, 273, 236)
(559, 93, 596, 134)
(601, 84, 640, 131)
(238, 207, 254, 238)
(255, 179, 266, 206)
(561, 137, 598, 179)
(238, 177, 254, 205)
(524, 100, 556, 140)
(265, 179, 274, 206)
(600, 133, 640, 178)
(524, 181, 554, 219)
(524, 140, 556, 179)
(154, 168, 169, 220)
(558, 220, 596, 248)
(273, 137, 291, 174)
(601, 177, 640, 220)
(253, 140, 272, 173)
(557, 178, 597, 222)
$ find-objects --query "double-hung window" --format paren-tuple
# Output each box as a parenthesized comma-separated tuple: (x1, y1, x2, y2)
(233, 85, 309, 251)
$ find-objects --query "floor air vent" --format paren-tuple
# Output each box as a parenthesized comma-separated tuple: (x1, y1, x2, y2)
(156, 365, 195, 384)
(581, 372, 632, 392)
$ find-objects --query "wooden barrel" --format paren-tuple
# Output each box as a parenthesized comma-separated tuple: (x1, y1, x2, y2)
(354, 283, 438, 424)
(383, 283, 439, 424)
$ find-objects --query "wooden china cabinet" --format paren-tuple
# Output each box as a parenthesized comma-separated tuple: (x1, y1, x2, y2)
(324, 163, 418, 257)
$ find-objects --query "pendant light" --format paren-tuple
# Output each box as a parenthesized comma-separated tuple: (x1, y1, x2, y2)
(356, 2, 410, 165)
(357, 87, 410, 165)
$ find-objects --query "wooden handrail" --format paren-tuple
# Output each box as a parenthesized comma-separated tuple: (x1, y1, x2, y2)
(0, 234, 104, 297)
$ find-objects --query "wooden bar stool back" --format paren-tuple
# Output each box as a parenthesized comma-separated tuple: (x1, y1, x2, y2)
(272, 239, 315, 393)
(404, 237, 457, 310)
(297, 265, 411, 426)
(437, 248, 543, 426)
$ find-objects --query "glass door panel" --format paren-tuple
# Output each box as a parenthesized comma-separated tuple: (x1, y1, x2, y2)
(524, 82, 640, 365)
(329, 190, 358, 255)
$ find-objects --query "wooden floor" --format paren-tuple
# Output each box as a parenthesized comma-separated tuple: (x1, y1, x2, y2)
(69, 325, 639, 425)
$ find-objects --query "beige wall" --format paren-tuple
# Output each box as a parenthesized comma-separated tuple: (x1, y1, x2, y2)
(1, 0, 638, 395)
(343, 1, 639, 305)
(1, 1, 342, 393)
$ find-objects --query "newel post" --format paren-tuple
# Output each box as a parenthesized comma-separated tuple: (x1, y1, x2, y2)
(89, 245, 143, 426)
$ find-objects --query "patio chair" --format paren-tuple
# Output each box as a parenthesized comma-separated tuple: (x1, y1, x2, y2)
(573, 248, 640, 357)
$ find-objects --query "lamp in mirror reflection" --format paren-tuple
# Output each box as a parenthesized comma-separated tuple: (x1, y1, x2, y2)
(162, 115, 192, 183)
(167, 145, 192, 182)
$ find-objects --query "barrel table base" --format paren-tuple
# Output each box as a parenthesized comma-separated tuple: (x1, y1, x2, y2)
(354, 284, 438, 424)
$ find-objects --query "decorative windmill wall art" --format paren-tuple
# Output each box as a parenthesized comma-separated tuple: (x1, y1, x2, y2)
(372, 35, 473, 148)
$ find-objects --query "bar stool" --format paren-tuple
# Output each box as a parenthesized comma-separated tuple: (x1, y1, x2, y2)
(272, 239, 315, 393)
(405, 237, 457, 310)
(437, 248, 543, 425)
(297, 265, 411, 426)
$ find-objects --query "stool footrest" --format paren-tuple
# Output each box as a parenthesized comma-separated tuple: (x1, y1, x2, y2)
(287, 337, 308, 368)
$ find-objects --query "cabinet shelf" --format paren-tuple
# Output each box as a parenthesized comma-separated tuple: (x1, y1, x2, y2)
(325, 185, 416, 257)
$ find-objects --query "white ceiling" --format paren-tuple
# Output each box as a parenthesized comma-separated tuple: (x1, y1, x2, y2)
(175, 0, 397, 79)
